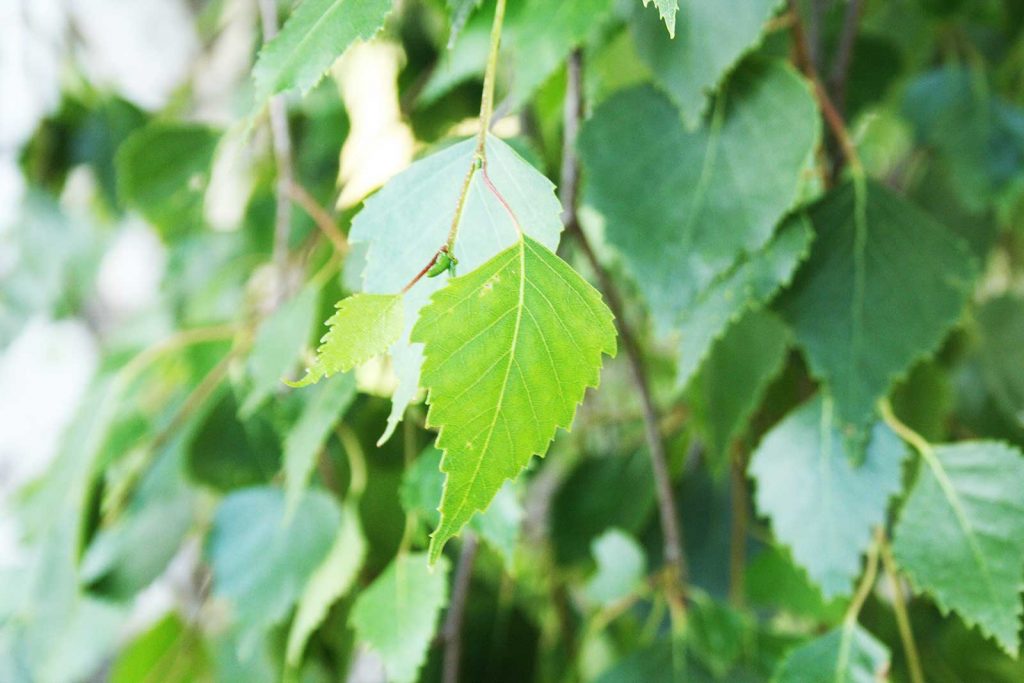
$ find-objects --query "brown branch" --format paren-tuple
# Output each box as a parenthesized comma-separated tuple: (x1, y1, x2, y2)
(559, 49, 688, 604)
(787, 0, 863, 179)
(401, 248, 446, 293)
(728, 447, 749, 608)
(442, 532, 479, 683)
(257, 0, 295, 297)
(287, 182, 349, 256)
(828, 0, 864, 116)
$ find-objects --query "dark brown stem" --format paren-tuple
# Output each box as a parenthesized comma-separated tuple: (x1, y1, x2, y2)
(787, 0, 863, 179)
(401, 247, 446, 293)
(728, 447, 749, 607)
(442, 533, 479, 683)
(287, 181, 348, 256)
(829, 0, 863, 116)
(808, 0, 827, 71)
(559, 49, 688, 603)
(257, 0, 295, 296)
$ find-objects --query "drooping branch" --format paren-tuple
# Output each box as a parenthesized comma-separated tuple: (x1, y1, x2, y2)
(257, 0, 296, 296)
(287, 181, 349, 256)
(559, 49, 689, 605)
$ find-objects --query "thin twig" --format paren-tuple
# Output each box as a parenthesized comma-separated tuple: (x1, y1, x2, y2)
(559, 49, 688, 604)
(829, 0, 864, 116)
(787, 0, 864, 179)
(442, 533, 479, 683)
(728, 448, 749, 607)
(808, 0, 827, 71)
(257, 0, 295, 297)
(844, 527, 881, 625)
(881, 534, 926, 683)
(287, 181, 349, 256)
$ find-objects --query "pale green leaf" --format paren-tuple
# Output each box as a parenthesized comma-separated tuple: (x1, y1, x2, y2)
(579, 59, 819, 335)
(634, 0, 779, 127)
(350, 134, 563, 443)
(206, 487, 340, 656)
(350, 553, 450, 683)
(585, 529, 646, 606)
(111, 614, 211, 683)
(290, 293, 403, 387)
(286, 504, 366, 666)
(892, 441, 1024, 655)
(640, 0, 679, 38)
(749, 396, 906, 598)
(446, 0, 483, 48)
(771, 624, 890, 683)
(283, 372, 357, 515)
(401, 446, 524, 567)
(676, 216, 811, 390)
(412, 236, 616, 561)
(690, 309, 790, 471)
(778, 180, 978, 436)
(251, 0, 393, 105)
(116, 123, 220, 238)
(240, 285, 320, 417)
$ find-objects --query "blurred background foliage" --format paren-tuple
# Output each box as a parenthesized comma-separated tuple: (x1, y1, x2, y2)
(1, 0, 1024, 681)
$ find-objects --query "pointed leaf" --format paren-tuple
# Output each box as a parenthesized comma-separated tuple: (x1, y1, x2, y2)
(640, 0, 679, 38)
(634, 0, 779, 127)
(412, 236, 616, 560)
(290, 293, 403, 387)
(750, 396, 906, 598)
(251, 0, 393, 106)
(772, 624, 890, 683)
(350, 553, 450, 683)
(350, 134, 563, 442)
(579, 59, 819, 335)
(446, 0, 483, 48)
(778, 180, 978, 436)
(283, 372, 357, 515)
(892, 441, 1024, 655)
(286, 504, 366, 666)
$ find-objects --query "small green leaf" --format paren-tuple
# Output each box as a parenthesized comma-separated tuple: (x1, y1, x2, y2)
(116, 123, 220, 237)
(283, 372, 357, 515)
(771, 624, 890, 683)
(446, 0, 483, 47)
(640, 0, 679, 38)
(111, 614, 211, 683)
(286, 504, 366, 666)
(350, 553, 450, 683)
(975, 295, 1024, 428)
(779, 180, 978, 437)
(585, 529, 646, 605)
(206, 487, 340, 656)
(892, 441, 1024, 655)
(251, 0, 393, 106)
(749, 396, 906, 598)
(240, 285, 320, 417)
(290, 293, 403, 387)
(412, 236, 616, 561)
(634, 0, 778, 126)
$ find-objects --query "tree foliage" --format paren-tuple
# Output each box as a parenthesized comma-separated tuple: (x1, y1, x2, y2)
(3, 0, 1024, 681)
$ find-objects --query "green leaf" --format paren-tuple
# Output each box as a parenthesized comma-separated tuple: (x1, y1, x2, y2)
(640, 0, 679, 38)
(690, 309, 791, 470)
(206, 487, 340, 656)
(286, 504, 366, 666)
(411, 235, 616, 560)
(633, 0, 779, 127)
(290, 293, 403, 387)
(771, 624, 890, 683)
(111, 614, 211, 683)
(892, 441, 1024, 655)
(447, 0, 484, 48)
(350, 134, 564, 443)
(749, 396, 906, 598)
(240, 285, 320, 417)
(975, 295, 1024, 428)
(401, 446, 523, 567)
(116, 123, 220, 238)
(585, 529, 646, 605)
(745, 547, 847, 623)
(579, 59, 819, 335)
(251, 0, 393, 105)
(676, 216, 811, 390)
(283, 372, 357, 515)
(778, 180, 977, 436)
(349, 553, 450, 683)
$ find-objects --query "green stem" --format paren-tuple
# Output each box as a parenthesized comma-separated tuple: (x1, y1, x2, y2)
(843, 527, 881, 626)
(881, 534, 926, 683)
